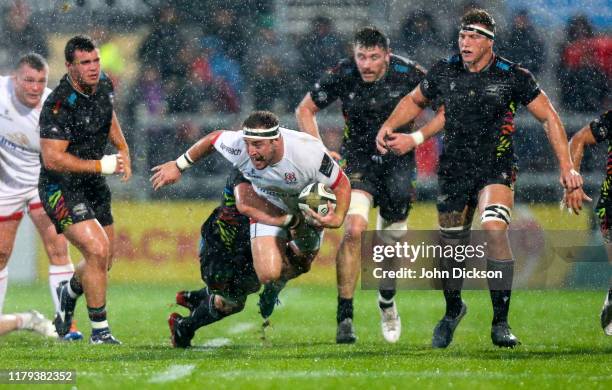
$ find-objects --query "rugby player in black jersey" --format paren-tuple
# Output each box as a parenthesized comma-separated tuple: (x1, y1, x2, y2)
(376, 9, 585, 348)
(296, 26, 426, 344)
(39, 36, 131, 344)
(568, 111, 612, 336)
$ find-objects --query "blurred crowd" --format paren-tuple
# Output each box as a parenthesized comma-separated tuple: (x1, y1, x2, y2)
(0, 0, 609, 182)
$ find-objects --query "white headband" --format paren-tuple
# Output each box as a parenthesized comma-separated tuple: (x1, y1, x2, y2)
(461, 24, 495, 40)
(242, 125, 280, 139)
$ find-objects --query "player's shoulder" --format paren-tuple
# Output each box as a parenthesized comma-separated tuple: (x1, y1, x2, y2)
(389, 54, 426, 76)
(599, 110, 612, 129)
(429, 54, 462, 74)
(282, 128, 327, 153)
(98, 71, 114, 92)
(44, 76, 75, 108)
(494, 56, 534, 78)
(0, 75, 11, 90)
(324, 57, 358, 80)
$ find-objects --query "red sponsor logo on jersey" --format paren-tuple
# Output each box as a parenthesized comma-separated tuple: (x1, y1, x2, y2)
(284, 172, 297, 184)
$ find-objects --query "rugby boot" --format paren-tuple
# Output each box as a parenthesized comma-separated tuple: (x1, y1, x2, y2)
(63, 320, 83, 341)
(90, 329, 122, 345)
(491, 322, 521, 348)
(54, 280, 78, 337)
(22, 310, 57, 338)
(168, 312, 193, 348)
(258, 283, 282, 321)
(432, 301, 467, 349)
(336, 318, 357, 344)
(379, 301, 401, 343)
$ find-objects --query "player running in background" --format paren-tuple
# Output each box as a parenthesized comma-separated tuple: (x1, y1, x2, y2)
(376, 9, 584, 348)
(0, 53, 81, 340)
(296, 26, 425, 343)
(39, 35, 131, 344)
(567, 110, 611, 335)
(169, 170, 308, 347)
(151, 110, 351, 327)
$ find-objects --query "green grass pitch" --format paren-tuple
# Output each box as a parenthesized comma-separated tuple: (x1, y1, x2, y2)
(1, 283, 611, 389)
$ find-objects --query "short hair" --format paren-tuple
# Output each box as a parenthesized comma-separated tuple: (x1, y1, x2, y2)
(16, 53, 48, 71)
(64, 35, 96, 63)
(461, 9, 496, 34)
(242, 111, 279, 129)
(354, 26, 389, 51)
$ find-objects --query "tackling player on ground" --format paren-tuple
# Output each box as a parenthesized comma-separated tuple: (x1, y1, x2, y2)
(169, 170, 309, 347)
(376, 9, 584, 348)
(296, 26, 425, 343)
(39, 35, 131, 344)
(0, 53, 81, 340)
(567, 110, 611, 335)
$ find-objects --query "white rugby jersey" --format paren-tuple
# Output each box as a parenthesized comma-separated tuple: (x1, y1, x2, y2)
(213, 127, 343, 212)
(0, 75, 51, 196)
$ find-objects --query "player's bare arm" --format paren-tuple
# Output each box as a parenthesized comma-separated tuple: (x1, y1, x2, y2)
(295, 94, 322, 140)
(385, 106, 446, 156)
(108, 111, 131, 182)
(302, 173, 351, 229)
(526, 92, 583, 191)
(40, 138, 124, 175)
(296, 94, 341, 161)
(376, 85, 429, 154)
(150, 130, 222, 190)
(234, 183, 300, 227)
(564, 125, 595, 214)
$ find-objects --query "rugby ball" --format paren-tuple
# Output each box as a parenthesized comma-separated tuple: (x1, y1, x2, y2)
(298, 183, 336, 216)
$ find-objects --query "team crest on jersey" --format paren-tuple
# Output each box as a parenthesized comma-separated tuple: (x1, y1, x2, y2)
(0, 108, 12, 121)
(284, 172, 297, 184)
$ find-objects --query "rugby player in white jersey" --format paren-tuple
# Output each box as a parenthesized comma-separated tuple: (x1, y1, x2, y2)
(151, 111, 351, 322)
(0, 53, 78, 339)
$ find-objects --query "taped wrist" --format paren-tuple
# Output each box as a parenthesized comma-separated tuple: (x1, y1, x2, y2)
(99, 154, 118, 175)
(175, 152, 194, 172)
(409, 130, 425, 146)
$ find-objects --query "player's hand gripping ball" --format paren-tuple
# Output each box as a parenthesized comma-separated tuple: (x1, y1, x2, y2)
(298, 183, 337, 217)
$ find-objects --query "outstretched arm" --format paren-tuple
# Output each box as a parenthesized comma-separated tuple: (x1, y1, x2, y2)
(150, 130, 222, 190)
(526, 92, 583, 191)
(376, 85, 430, 154)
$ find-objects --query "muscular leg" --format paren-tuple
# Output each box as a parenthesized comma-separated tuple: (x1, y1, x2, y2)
(251, 236, 287, 284)
(0, 219, 20, 315)
(478, 184, 520, 347)
(438, 206, 476, 317)
(63, 220, 110, 331)
(29, 208, 73, 314)
(478, 184, 515, 325)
